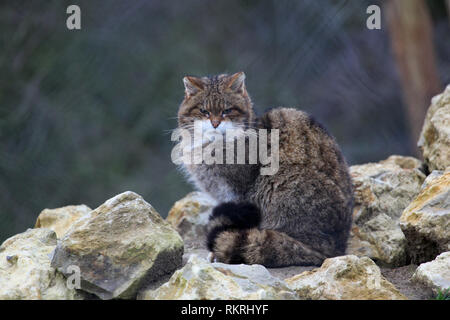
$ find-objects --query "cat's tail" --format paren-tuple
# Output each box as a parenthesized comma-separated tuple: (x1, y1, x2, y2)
(206, 202, 327, 267)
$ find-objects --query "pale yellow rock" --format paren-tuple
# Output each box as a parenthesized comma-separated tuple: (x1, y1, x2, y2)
(350, 155, 425, 222)
(51, 191, 184, 300)
(400, 169, 450, 263)
(139, 255, 298, 300)
(412, 251, 450, 294)
(421, 170, 444, 188)
(347, 213, 407, 266)
(418, 84, 450, 171)
(347, 155, 425, 266)
(0, 228, 81, 300)
(166, 192, 216, 248)
(285, 255, 407, 300)
(35, 205, 91, 238)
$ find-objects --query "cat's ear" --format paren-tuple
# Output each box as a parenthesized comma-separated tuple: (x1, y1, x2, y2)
(183, 76, 204, 98)
(225, 72, 246, 94)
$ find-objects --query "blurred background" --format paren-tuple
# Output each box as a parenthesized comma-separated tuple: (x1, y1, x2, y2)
(1, 0, 449, 242)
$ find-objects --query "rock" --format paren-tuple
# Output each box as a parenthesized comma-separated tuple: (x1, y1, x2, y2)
(51, 191, 184, 300)
(412, 251, 450, 294)
(381, 265, 434, 300)
(166, 192, 216, 249)
(35, 205, 91, 238)
(181, 247, 317, 284)
(418, 84, 450, 171)
(285, 255, 407, 300)
(347, 213, 407, 267)
(139, 255, 298, 300)
(0, 228, 81, 300)
(347, 155, 425, 266)
(421, 170, 444, 189)
(350, 155, 426, 222)
(400, 169, 450, 264)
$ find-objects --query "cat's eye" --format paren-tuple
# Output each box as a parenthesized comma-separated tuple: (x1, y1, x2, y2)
(199, 108, 209, 116)
(222, 108, 233, 115)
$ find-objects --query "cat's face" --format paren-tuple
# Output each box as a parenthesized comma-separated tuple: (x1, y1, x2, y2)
(177, 72, 255, 133)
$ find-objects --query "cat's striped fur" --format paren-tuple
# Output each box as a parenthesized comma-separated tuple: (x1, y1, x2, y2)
(177, 72, 353, 267)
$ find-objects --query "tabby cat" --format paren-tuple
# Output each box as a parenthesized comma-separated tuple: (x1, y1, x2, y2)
(176, 72, 353, 267)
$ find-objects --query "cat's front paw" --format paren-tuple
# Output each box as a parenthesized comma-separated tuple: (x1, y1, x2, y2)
(207, 251, 217, 263)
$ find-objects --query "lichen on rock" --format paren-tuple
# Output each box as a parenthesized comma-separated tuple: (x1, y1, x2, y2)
(285, 255, 407, 300)
(35, 204, 91, 239)
(400, 169, 450, 264)
(418, 84, 450, 172)
(51, 191, 184, 300)
(347, 155, 425, 266)
(412, 251, 450, 294)
(350, 155, 425, 222)
(139, 255, 298, 300)
(0, 228, 82, 300)
(347, 213, 407, 267)
(166, 192, 216, 249)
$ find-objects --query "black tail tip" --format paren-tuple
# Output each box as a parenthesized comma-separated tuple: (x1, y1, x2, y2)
(206, 202, 260, 251)
(210, 201, 261, 229)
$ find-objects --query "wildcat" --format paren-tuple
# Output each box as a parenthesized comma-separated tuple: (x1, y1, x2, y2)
(176, 72, 353, 267)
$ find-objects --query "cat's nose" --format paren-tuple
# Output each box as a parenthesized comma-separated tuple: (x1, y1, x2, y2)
(211, 120, 221, 128)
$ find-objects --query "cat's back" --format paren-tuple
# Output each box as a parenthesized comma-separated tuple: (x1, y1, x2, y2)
(257, 107, 352, 197)
(259, 108, 340, 163)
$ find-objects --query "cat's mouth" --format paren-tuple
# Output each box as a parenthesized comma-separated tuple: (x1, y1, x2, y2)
(202, 120, 234, 133)
(186, 120, 249, 148)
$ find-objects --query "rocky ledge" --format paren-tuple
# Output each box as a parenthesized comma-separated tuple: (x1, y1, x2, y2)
(1, 85, 449, 300)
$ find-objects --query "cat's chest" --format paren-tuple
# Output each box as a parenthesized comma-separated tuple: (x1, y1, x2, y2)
(185, 163, 258, 202)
